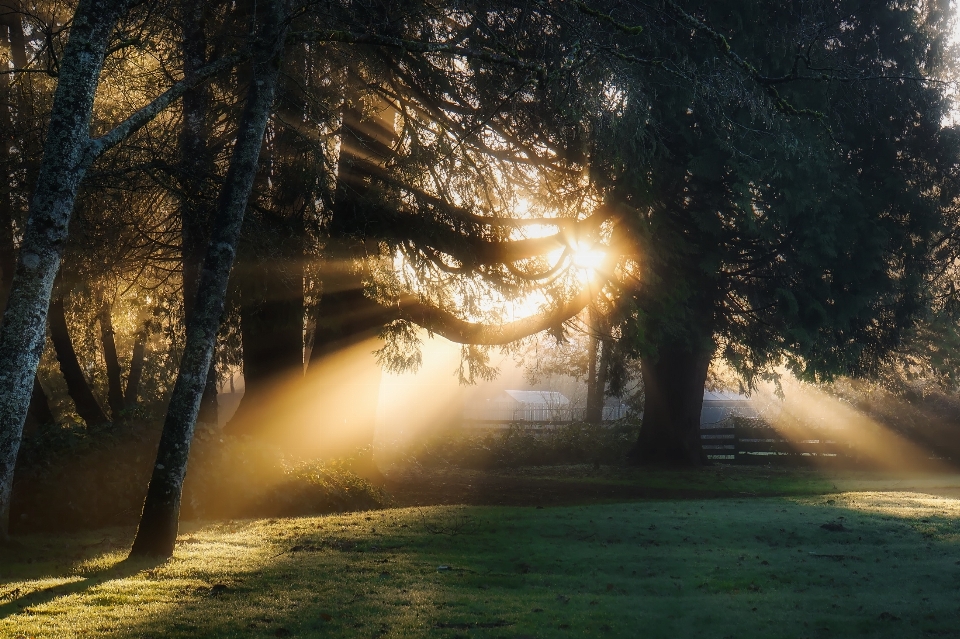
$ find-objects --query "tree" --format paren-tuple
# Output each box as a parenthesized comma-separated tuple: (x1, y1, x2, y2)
(130, 0, 291, 557)
(583, 0, 960, 465)
(0, 0, 243, 539)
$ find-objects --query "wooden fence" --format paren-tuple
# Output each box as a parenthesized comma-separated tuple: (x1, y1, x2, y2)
(701, 421, 854, 464)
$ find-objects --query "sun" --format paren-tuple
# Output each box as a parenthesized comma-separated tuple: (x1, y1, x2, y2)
(571, 241, 605, 271)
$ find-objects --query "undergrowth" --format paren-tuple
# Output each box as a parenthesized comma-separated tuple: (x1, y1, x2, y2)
(10, 421, 387, 533)
(389, 420, 640, 470)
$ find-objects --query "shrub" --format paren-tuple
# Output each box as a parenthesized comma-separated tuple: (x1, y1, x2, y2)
(11, 420, 159, 533)
(387, 419, 640, 470)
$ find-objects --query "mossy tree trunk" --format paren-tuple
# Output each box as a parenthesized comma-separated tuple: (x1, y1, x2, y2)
(0, 15, 54, 437)
(129, 0, 289, 558)
(0, 0, 245, 538)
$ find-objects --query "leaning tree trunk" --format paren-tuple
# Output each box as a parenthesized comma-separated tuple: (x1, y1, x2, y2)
(99, 297, 126, 418)
(0, 0, 245, 538)
(627, 343, 712, 466)
(123, 323, 148, 409)
(130, 1, 288, 558)
(50, 294, 111, 427)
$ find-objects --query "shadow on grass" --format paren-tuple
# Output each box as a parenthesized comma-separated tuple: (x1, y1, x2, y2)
(0, 554, 163, 619)
(7, 488, 960, 638)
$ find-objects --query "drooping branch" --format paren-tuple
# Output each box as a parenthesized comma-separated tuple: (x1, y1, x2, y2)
(395, 285, 595, 346)
(343, 197, 613, 268)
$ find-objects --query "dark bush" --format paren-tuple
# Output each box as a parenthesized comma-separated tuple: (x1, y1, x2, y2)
(11, 421, 388, 533)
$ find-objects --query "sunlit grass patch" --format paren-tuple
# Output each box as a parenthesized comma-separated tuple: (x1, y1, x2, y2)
(3, 487, 960, 638)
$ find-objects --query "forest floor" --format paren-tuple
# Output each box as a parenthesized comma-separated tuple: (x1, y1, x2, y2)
(4, 466, 960, 638)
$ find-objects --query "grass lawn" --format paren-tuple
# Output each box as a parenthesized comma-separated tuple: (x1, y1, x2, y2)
(4, 469, 960, 638)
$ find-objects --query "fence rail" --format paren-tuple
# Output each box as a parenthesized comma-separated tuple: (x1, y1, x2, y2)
(701, 423, 853, 464)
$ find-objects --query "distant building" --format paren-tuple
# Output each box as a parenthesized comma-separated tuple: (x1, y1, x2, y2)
(469, 390, 573, 422)
(465, 389, 630, 425)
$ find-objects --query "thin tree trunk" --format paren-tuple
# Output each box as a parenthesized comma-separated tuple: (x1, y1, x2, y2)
(50, 294, 110, 427)
(585, 308, 602, 423)
(99, 297, 125, 418)
(596, 338, 610, 419)
(626, 343, 712, 466)
(0, 0, 246, 537)
(124, 323, 147, 408)
(130, 1, 288, 557)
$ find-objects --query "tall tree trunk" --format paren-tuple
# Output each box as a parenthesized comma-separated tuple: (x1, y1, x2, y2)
(99, 296, 125, 418)
(0, 21, 16, 313)
(0, 0, 130, 539)
(124, 323, 147, 408)
(130, 0, 288, 557)
(0, 0, 243, 537)
(50, 294, 110, 427)
(179, 0, 219, 427)
(0, 17, 54, 436)
(627, 343, 712, 466)
(585, 307, 605, 423)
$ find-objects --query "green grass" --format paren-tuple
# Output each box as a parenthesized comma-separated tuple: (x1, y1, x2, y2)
(487, 463, 840, 494)
(4, 476, 960, 637)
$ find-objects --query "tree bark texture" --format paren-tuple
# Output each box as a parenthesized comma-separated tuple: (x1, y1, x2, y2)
(50, 295, 110, 427)
(0, 22, 16, 312)
(0, 0, 131, 538)
(0, 17, 54, 437)
(130, 0, 288, 558)
(99, 297, 125, 418)
(627, 344, 712, 466)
